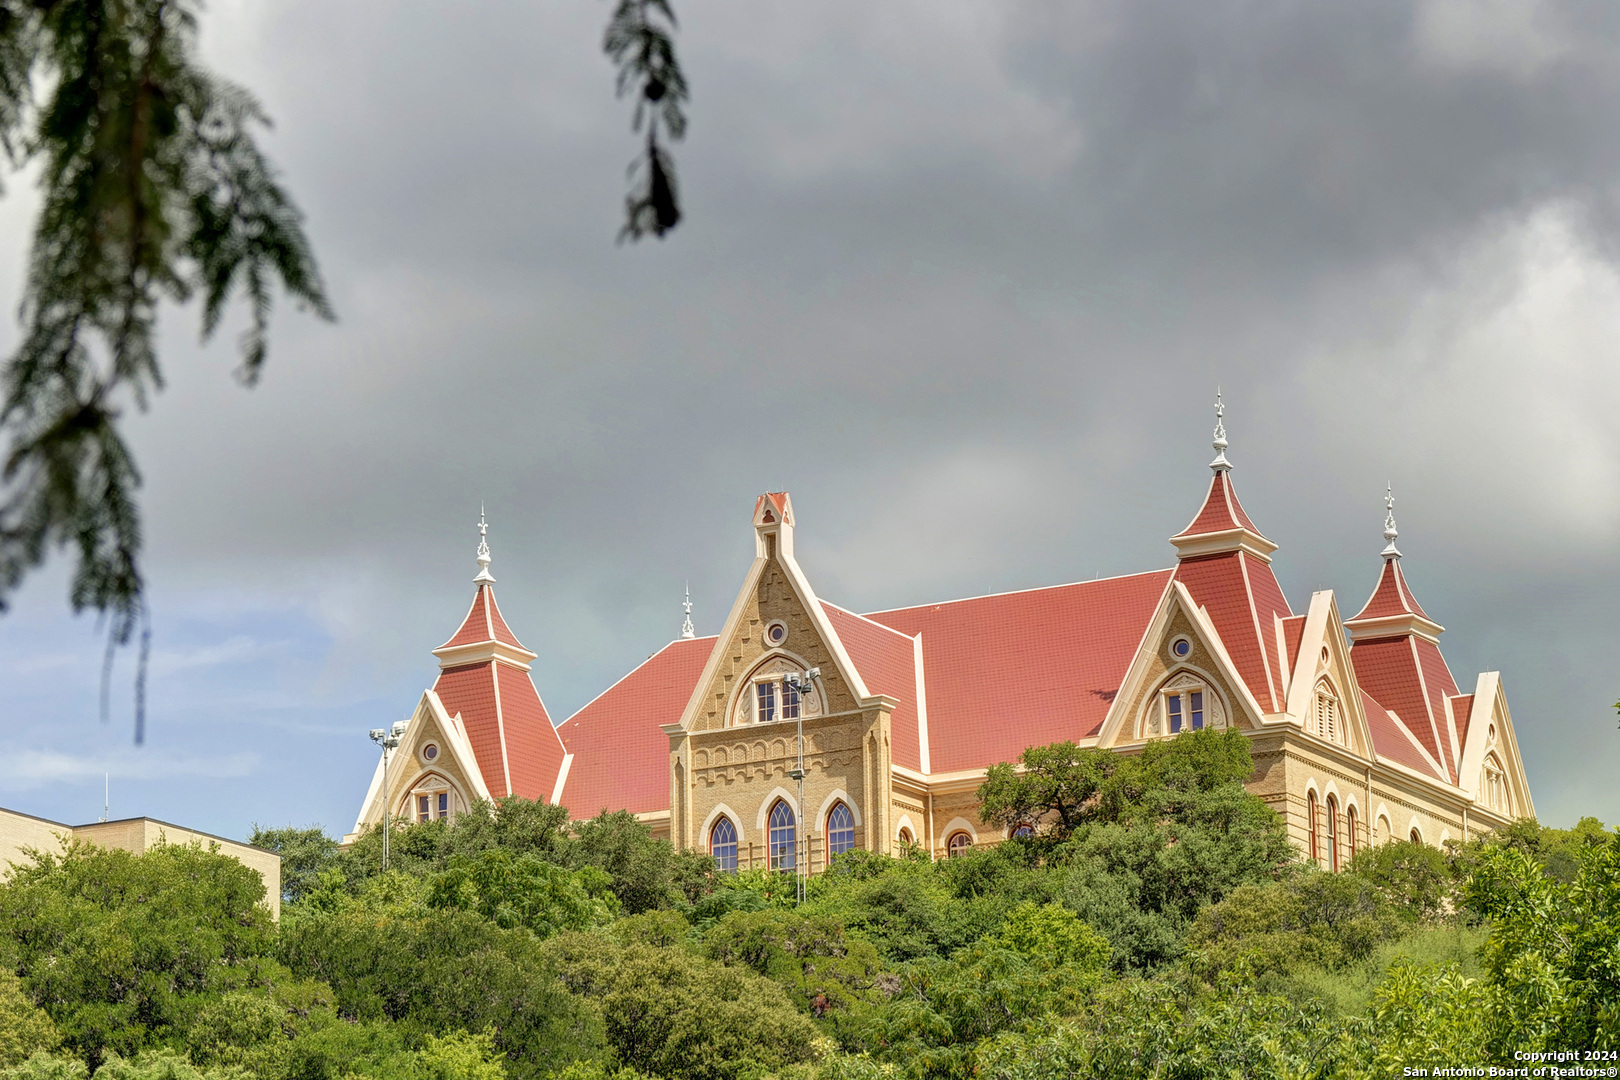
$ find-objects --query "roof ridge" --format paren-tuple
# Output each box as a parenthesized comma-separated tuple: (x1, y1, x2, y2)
(820, 600, 918, 642)
(559, 636, 715, 729)
(1362, 687, 1449, 782)
(861, 567, 1176, 618)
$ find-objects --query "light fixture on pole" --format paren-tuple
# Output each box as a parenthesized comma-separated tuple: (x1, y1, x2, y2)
(368, 719, 408, 871)
(784, 666, 825, 905)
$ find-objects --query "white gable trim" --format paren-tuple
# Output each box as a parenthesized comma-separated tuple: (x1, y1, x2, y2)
(1097, 580, 1269, 748)
(349, 689, 492, 837)
(550, 753, 574, 806)
(913, 633, 932, 774)
(1286, 591, 1376, 760)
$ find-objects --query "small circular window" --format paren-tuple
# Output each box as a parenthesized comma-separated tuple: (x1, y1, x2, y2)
(421, 743, 439, 763)
(1171, 637, 1191, 659)
(1487, 724, 1496, 742)
(765, 620, 788, 646)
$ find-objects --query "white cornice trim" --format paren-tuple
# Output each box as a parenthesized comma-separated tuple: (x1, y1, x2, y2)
(550, 753, 574, 806)
(431, 639, 539, 670)
(1344, 612, 1445, 644)
(1170, 527, 1278, 563)
(913, 633, 932, 775)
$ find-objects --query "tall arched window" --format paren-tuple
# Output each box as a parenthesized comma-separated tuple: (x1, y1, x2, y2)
(1326, 795, 1340, 871)
(710, 817, 738, 872)
(947, 832, 973, 858)
(897, 827, 914, 846)
(1307, 791, 1320, 864)
(768, 800, 797, 871)
(1346, 805, 1358, 864)
(1410, 827, 1422, 845)
(827, 802, 855, 859)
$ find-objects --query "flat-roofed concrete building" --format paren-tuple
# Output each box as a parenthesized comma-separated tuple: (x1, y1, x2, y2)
(0, 807, 281, 919)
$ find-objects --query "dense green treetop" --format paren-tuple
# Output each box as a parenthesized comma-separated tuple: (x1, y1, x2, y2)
(3, 734, 1617, 1079)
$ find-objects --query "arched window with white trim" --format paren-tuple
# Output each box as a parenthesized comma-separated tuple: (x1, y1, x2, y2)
(1346, 804, 1358, 864)
(1145, 672, 1226, 738)
(768, 800, 797, 871)
(1325, 794, 1340, 871)
(734, 658, 821, 726)
(1307, 790, 1320, 864)
(1313, 680, 1345, 746)
(947, 831, 973, 858)
(710, 817, 738, 872)
(1480, 754, 1511, 815)
(827, 802, 855, 860)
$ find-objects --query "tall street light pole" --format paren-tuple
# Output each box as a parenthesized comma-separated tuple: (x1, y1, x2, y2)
(368, 720, 406, 872)
(785, 667, 825, 906)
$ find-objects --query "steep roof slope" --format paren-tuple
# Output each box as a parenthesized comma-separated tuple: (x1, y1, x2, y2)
(556, 637, 715, 817)
(820, 603, 921, 770)
(430, 576, 568, 802)
(863, 570, 1174, 772)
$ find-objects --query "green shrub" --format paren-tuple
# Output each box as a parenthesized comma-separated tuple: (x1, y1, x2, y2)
(0, 843, 272, 1065)
(544, 934, 814, 1080)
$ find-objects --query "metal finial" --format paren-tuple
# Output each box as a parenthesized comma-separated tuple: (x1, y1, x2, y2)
(1209, 387, 1232, 473)
(680, 582, 695, 639)
(1381, 485, 1401, 559)
(474, 506, 495, 584)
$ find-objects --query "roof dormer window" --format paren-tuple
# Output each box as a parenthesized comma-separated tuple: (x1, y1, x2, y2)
(1143, 673, 1225, 739)
(1313, 681, 1346, 747)
(738, 660, 817, 726)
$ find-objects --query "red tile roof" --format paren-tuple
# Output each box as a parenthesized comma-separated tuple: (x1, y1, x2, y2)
(496, 663, 568, 799)
(1173, 552, 1292, 712)
(1415, 637, 1461, 780)
(440, 584, 527, 650)
(431, 660, 565, 800)
(1280, 615, 1307, 677)
(1450, 693, 1475, 757)
(434, 663, 505, 795)
(755, 492, 790, 524)
(1348, 634, 1460, 781)
(1349, 559, 1432, 623)
(1359, 688, 1446, 781)
(821, 603, 920, 770)
(862, 570, 1174, 772)
(429, 583, 561, 800)
(1173, 471, 1263, 538)
(555, 637, 714, 817)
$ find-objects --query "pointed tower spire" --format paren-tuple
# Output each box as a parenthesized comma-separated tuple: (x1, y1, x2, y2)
(1171, 391, 1276, 562)
(474, 506, 495, 585)
(1210, 387, 1232, 473)
(680, 583, 695, 639)
(1347, 487, 1442, 643)
(1381, 484, 1401, 560)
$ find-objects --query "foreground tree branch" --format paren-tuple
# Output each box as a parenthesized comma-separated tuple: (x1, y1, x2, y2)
(604, 0, 687, 240)
(0, 0, 333, 740)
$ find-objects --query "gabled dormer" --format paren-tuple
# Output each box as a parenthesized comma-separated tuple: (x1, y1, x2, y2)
(1279, 590, 1375, 759)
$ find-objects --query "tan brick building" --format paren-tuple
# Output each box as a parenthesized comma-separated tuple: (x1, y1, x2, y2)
(352, 407, 1535, 871)
(0, 808, 282, 919)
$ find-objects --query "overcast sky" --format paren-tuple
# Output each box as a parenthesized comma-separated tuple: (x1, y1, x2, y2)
(2, 0, 1617, 839)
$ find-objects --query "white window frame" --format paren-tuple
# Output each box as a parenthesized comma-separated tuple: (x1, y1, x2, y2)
(1161, 686, 1208, 734)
